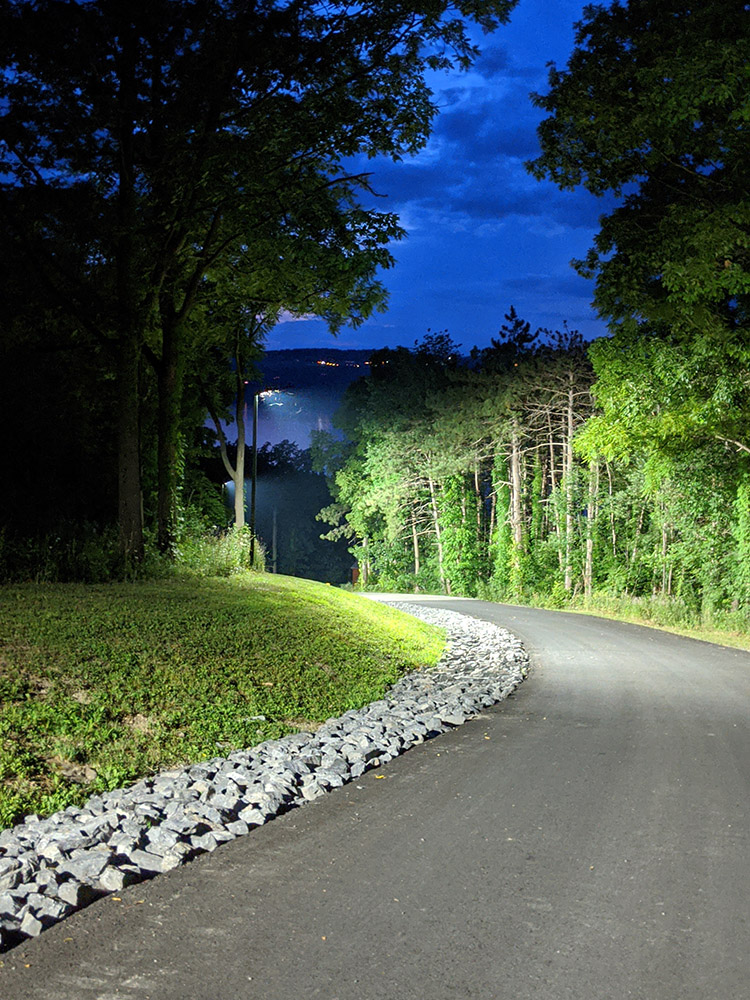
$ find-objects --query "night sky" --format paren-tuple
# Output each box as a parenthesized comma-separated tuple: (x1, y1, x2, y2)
(266, 0, 615, 356)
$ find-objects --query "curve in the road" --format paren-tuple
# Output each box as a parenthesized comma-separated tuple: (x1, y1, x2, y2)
(2, 598, 748, 1000)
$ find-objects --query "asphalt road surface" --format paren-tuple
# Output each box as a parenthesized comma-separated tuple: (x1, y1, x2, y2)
(2, 599, 748, 1000)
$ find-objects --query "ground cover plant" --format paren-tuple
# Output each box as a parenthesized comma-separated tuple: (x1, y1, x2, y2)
(0, 574, 444, 828)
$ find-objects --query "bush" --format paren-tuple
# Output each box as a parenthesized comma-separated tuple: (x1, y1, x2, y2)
(0, 515, 262, 584)
(175, 524, 265, 577)
(564, 590, 701, 629)
(0, 522, 124, 583)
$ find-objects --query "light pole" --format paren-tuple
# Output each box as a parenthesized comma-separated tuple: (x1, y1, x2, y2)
(249, 386, 289, 567)
(250, 389, 260, 566)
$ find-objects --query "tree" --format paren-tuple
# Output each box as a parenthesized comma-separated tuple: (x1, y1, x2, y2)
(528, 0, 750, 608)
(199, 310, 265, 531)
(1, 0, 518, 560)
(322, 320, 598, 598)
(472, 308, 542, 594)
(153, 166, 403, 552)
(527, 0, 750, 452)
(323, 332, 467, 591)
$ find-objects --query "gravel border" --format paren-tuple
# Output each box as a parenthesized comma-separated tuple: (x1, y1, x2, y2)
(0, 603, 528, 952)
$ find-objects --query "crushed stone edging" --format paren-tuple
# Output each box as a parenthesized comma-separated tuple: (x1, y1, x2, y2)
(0, 602, 528, 951)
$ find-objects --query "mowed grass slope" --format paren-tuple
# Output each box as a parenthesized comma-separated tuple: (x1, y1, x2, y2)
(0, 574, 445, 827)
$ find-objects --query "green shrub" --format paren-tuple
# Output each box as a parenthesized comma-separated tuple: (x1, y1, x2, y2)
(175, 524, 265, 576)
(0, 522, 124, 583)
(0, 517, 265, 584)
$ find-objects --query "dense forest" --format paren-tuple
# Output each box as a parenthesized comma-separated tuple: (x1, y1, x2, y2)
(2, 0, 748, 627)
(317, 314, 750, 627)
(312, 0, 750, 629)
(0, 0, 516, 579)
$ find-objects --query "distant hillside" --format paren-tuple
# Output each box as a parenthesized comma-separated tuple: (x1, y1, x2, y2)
(259, 348, 374, 388)
(249, 348, 374, 449)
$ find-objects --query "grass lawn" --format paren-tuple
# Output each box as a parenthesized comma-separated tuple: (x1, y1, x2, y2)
(0, 573, 445, 828)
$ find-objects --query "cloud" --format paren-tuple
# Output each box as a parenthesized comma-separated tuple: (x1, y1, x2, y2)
(473, 43, 511, 78)
(276, 309, 317, 323)
(267, 2, 613, 355)
(353, 64, 612, 240)
(436, 106, 542, 161)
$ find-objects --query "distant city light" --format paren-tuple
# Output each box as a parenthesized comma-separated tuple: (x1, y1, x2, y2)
(315, 359, 366, 368)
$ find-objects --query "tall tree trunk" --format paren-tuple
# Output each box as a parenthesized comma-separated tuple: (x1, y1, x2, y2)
(627, 502, 647, 592)
(630, 504, 646, 566)
(233, 369, 246, 528)
(530, 453, 544, 547)
(116, 21, 143, 563)
(660, 508, 672, 596)
(546, 422, 564, 573)
(563, 382, 575, 591)
(428, 475, 449, 594)
(510, 426, 523, 549)
(201, 336, 247, 529)
(584, 460, 599, 601)
(488, 486, 497, 552)
(547, 413, 557, 491)
(474, 460, 485, 581)
(250, 391, 259, 564)
(605, 460, 618, 557)
(156, 314, 185, 551)
(508, 425, 526, 594)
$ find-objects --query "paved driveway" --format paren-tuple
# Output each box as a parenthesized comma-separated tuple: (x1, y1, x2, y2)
(2, 598, 748, 1000)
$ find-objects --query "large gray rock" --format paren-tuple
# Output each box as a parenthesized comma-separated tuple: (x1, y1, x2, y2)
(19, 911, 44, 937)
(125, 849, 170, 874)
(58, 851, 112, 884)
(97, 865, 142, 892)
(57, 880, 102, 908)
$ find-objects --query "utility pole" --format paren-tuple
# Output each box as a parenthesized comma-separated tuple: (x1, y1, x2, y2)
(250, 390, 259, 566)
(272, 506, 277, 573)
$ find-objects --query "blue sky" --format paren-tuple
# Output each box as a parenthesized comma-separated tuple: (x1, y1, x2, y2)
(266, 0, 613, 355)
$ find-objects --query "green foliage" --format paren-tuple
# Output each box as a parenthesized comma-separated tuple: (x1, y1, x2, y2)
(733, 474, 750, 605)
(355, 537, 420, 593)
(489, 476, 513, 597)
(438, 476, 482, 597)
(0, 523, 118, 584)
(325, 322, 597, 601)
(529, 0, 750, 330)
(0, 0, 519, 560)
(0, 574, 444, 826)
(565, 589, 750, 643)
(180, 470, 230, 534)
(530, 0, 750, 477)
(175, 525, 265, 577)
(0, 515, 262, 584)
(322, 312, 750, 644)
